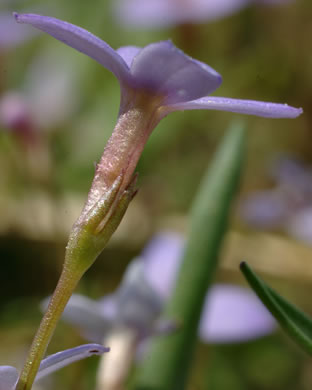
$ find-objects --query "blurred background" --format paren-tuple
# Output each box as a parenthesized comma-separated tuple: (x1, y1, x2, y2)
(0, 0, 312, 389)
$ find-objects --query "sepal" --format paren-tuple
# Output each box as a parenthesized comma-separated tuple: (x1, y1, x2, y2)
(65, 173, 138, 273)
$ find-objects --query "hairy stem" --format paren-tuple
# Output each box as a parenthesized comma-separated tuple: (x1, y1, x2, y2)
(16, 264, 83, 390)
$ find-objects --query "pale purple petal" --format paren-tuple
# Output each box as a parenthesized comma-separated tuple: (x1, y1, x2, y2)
(182, 0, 250, 22)
(0, 12, 36, 49)
(169, 96, 303, 118)
(199, 285, 276, 343)
(116, 46, 141, 68)
(116, 260, 163, 330)
(130, 41, 222, 104)
(0, 92, 32, 132)
(75, 294, 119, 343)
(42, 294, 115, 343)
(14, 13, 130, 83)
(271, 157, 312, 196)
(59, 294, 115, 340)
(271, 156, 309, 184)
(24, 47, 80, 128)
(35, 344, 109, 381)
(114, 0, 250, 28)
(98, 294, 119, 321)
(0, 366, 18, 390)
(240, 190, 290, 228)
(142, 232, 185, 300)
(114, 0, 177, 29)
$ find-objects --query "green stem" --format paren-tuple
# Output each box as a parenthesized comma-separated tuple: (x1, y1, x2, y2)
(15, 264, 83, 390)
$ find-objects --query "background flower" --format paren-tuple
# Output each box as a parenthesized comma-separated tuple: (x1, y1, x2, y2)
(0, 12, 36, 50)
(56, 232, 276, 345)
(240, 156, 312, 245)
(113, 0, 294, 29)
(50, 232, 275, 389)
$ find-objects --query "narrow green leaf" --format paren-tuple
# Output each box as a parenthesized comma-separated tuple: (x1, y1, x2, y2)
(240, 261, 312, 355)
(133, 122, 246, 390)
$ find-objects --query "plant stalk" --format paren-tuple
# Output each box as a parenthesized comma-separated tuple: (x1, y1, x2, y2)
(16, 264, 83, 390)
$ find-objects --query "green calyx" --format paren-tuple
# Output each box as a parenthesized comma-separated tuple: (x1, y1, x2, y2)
(65, 172, 138, 274)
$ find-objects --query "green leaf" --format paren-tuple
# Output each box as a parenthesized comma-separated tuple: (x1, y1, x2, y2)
(133, 121, 246, 390)
(240, 261, 312, 355)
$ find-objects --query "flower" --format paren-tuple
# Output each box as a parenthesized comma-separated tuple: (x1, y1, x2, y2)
(0, 51, 79, 133)
(113, 0, 294, 29)
(240, 156, 312, 245)
(0, 344, 108, 390)
(56, 232, 276, 344)
(43, 260, 165, 344)
(140, 232, 276, 343)
(13, 13, 302, 231)
(50, 233, 275, 389)
(0, 92, 34, 135)
(0, 12, 36, 50)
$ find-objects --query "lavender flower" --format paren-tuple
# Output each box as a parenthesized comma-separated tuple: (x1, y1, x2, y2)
(0, 92, 34, 135)
(0, 12, 35, 49)
(52, 233, 275, 389)
(0, 48, 79, 133)
(0, 344, 108, 390)
(58, 233, 276, 344)
(13, 13, 302, 225)
(44, 260, 164, 344)
(142, 232, 276, 343)
(113, 0, 293, 29)
(240, 157, 312, 245)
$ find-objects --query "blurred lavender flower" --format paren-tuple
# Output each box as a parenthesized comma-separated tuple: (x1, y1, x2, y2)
(50, 233, 275, 389)
(57, 232, 276, 345)
(0, 47, 80, 185)
(44, 260, 165, 345)
(0, 48, 79, 133)
(0, 12, 35, 49)
(22, 47, 79, 130)
(240, 156, 312, 245)
(142, 232, 276, 343)
(113, 0, 293, 29)
(0, 92, 34, 136)
(0, 344, 108, 390)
